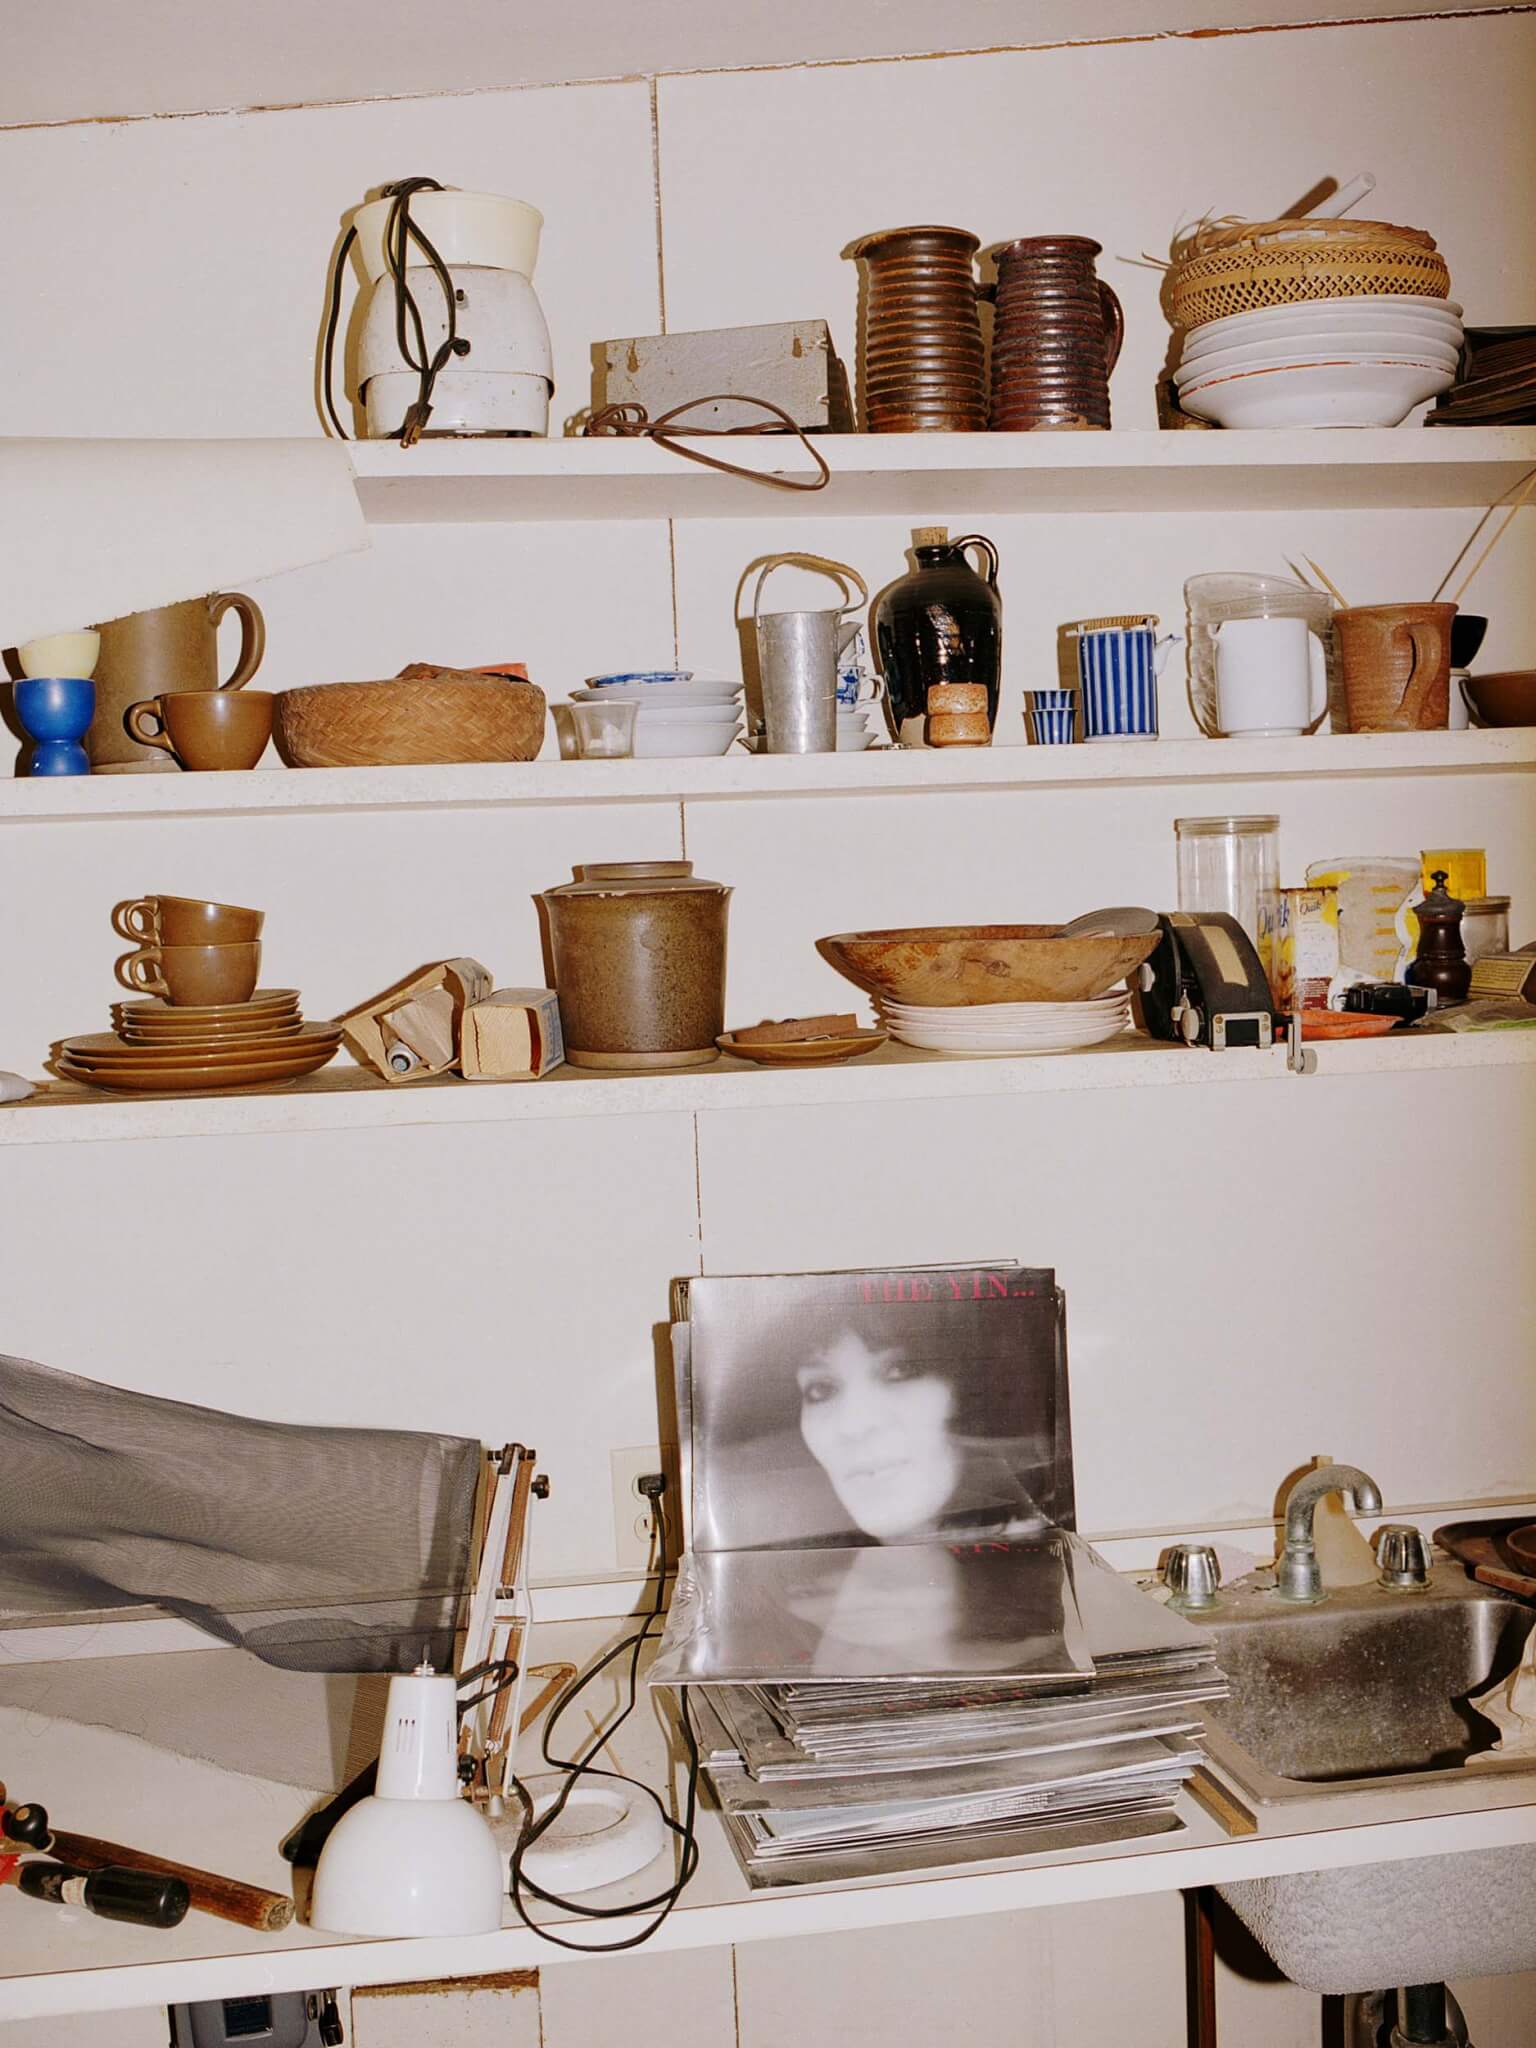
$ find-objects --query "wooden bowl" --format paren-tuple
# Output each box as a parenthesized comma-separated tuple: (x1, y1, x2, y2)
(273, 673, 546, 767)
(816, 924, 1159, 1007)
(1463, 670, 1536, 729)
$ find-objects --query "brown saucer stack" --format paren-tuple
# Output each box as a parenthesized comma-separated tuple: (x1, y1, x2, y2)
(56, 992, 341, 1095)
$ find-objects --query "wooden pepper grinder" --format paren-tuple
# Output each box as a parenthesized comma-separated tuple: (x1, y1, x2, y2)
(1407, 870, 1471, 1004)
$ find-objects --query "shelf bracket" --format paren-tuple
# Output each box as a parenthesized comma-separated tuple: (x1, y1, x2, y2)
(1286, 1012, 1317, 1077)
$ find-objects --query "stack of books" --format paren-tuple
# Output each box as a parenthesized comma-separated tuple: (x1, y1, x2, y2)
(652, 1264, 1226, 1887)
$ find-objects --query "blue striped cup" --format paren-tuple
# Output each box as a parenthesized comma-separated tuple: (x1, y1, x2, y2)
(1071, 617, 1179, 741)
(1025, 690, 1078, 745)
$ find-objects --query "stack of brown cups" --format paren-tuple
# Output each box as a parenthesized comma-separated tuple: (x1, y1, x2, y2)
(989, 235, 1124, 431)
(850, 225, 988, 433)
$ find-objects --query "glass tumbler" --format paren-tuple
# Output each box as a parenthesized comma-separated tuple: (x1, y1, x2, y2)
(570, 699, 637, 759)
(1175, 815, 1280, 950)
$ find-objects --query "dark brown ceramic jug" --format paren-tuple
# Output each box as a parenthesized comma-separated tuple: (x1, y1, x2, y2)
(988, 235, 1124, 430)
(90, 592, 266, 773)
(848, 225, 988, 432)
(541, 862, 731, 1069)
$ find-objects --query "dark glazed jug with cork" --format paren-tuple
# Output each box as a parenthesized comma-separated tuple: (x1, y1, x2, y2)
(540, 861, 731, 1069)
(871, 527, 1002, 746)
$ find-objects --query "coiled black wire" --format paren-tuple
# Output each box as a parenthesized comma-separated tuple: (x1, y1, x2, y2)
(321, 176, 470, 445)
(505, 1496, 700, 1952)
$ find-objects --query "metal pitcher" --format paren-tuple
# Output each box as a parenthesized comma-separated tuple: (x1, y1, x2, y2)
(749, 554, 868, 754)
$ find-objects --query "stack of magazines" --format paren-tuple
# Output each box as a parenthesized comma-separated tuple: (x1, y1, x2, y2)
(650, 1265, 1226, 1887)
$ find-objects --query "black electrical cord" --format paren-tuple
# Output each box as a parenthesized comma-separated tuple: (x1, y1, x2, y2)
(505, 1489, 700, 1952)
(320, 176, 470, 445)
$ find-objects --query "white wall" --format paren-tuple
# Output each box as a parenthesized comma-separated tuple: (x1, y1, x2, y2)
(2, 22, 1536, 2041)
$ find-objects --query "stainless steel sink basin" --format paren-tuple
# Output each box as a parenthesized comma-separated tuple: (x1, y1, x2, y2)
(1201, 1563, 1536, 1994)
(1202, 1566, 1535, 1802)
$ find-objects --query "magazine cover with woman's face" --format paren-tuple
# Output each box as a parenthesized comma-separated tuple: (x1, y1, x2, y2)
(684, 1267, 1068, 1554)
(649, 1268, 1085, 1685)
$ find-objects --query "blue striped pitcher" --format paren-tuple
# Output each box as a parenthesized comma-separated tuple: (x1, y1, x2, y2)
(1071, 616, 1180, 741)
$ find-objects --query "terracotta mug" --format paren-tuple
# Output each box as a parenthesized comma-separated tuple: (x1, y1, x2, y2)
(115, 940, 262, 1006)
(112, 896, 264, 946)
(1335, 603, 1456, 733)
(91, 593, 266, 773)
(127, 690, 274, 771)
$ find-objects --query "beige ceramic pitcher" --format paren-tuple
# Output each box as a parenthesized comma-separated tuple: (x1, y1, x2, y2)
(90, 592, 266, 772)
(1334, 602, 1455, 733)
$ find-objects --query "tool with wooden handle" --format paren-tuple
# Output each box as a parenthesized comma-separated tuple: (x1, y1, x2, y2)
(2, 1857, 189, 1928)
(0, 1790, 293, 1932)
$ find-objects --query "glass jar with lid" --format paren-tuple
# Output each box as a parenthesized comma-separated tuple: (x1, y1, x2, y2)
(1174, 815, 1280, 950)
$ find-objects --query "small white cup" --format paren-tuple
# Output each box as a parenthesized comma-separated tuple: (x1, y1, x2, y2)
(19, 629, 101, 680)
(1213, 615, 1327, 737)
(570, 698, 637, 759)
(1447, 669, 1473, 732)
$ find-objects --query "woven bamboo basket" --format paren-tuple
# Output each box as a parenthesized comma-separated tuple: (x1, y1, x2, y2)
(273, 672, 546, 767)
(1166, 218, 1451, 331)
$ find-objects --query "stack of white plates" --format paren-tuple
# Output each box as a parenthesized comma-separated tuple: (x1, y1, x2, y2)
(878, 991, 1133, 1056)
(1175, 294, 1463, 427)
(576, 670, 743, 759)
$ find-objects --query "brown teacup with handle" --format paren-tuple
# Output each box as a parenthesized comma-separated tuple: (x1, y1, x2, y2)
(126, 691, 274, 771)
(115, 941, 262, 1006)
(113, 897, 265, 947)
(91, 593, 267, 773)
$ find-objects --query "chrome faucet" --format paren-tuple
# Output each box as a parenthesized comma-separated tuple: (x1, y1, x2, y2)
(1275, 1462, 1383, 1603)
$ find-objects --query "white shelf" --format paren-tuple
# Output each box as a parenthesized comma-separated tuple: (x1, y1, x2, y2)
(6, 1031, 1533, 1147)
(3, 729, 1533, 824)
(347, 428, 1536, 522)
(5, 1614, 1536, 2020)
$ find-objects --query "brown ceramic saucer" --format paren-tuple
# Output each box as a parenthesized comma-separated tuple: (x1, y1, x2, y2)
(54, 1035, 342, 1092)
(61, 1024, 340, 1066)
(113, 988, 301, 1020)
(717, 1028, 887, 1066)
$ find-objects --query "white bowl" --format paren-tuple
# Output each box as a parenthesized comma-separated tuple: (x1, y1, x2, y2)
(1178, 332, 1461, 380)
(1182, 316, 1462, 366)
(630, 701, 742, 721)
(1184, 295, 1463, 350)
(571, 685, 741, 706)
(631, 722, 742, 759)
(887, 1018, 1131, 1054)
(1176, 342, 1460, 387)
(1180, 359, 1455, 428)
(836, 727, 877, 751)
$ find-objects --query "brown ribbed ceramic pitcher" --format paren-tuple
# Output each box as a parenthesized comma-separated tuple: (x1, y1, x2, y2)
(90, 592, 266, 773)
(849, 225, 988, 433)
(1335, 602, 1456, 732)
(988, 235, 1124, 431)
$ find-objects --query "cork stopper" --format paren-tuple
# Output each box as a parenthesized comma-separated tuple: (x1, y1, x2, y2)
(912, 526, 949, 547)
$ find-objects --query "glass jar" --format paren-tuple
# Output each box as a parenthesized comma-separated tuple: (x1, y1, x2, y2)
(1175, 815, 1280, 949)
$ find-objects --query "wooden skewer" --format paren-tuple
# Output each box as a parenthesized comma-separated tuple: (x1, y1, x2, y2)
(1446, 465, 1536, 608)
(1304, 556, 1350, 608)
(1432, 463, 1536, 602)
(1284, 557, 1322, 593)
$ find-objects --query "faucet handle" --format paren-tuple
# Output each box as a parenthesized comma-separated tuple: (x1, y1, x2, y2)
(1375, 1523, 1432, 1590)
(1161, 1543, 1221, 1612)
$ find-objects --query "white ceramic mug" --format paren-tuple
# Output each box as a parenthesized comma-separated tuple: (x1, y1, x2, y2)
(1447, 668, 1473, 732)
(1213, 616, 1328, 737)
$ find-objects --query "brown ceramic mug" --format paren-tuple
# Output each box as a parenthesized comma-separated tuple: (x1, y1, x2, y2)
(127, 690, 274, 770)
(1335, 602, 1457, 732)
(91, 593, 266, 773)
(112, 896, 265, 946)
(115, 940, 262, 1006)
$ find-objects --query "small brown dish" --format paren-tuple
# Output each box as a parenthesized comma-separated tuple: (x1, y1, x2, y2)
(1462, 670, 1536, 727)
(717, 1028, 887, 1066)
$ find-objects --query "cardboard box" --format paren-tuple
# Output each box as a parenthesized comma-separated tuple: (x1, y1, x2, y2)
(337, 958, 492, 1082)
(460, 989, 565, 1080)
(593, 320, 853, 432)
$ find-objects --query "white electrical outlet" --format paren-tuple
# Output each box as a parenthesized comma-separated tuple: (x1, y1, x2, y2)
(609, 1445, 670, 1571)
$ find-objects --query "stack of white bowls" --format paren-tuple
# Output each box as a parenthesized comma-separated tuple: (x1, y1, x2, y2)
(877, 990, 1133, 1057)
(574, 671, 743, 759)
(1175, 295, 1463, 428)
(835, 704, 880, 752)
